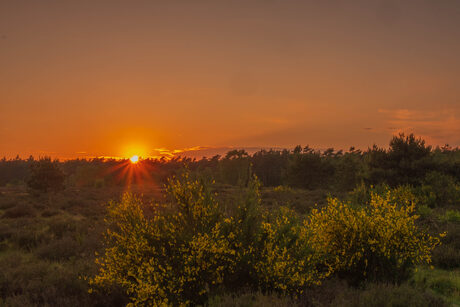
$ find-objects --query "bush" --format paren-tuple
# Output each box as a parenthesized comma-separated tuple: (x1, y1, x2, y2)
(432, 223, 460, 269)
(439, 210, 460, 223)
(247, 206, 329, 294)
(12, 227, 47, 250)
(307, 188, 444, 285)
(36, 236, 81, 261)
(347, 183, 417, 209)
(415, 171, 460, 208)
(27, 157, 65, 193)
(417, 204, 434, 220)
(47, 218, 77, 239)
(90, 173, 448, 304)
(90, 173, 327, 305)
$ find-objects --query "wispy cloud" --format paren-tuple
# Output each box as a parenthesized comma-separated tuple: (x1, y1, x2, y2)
(378, 108, 460, 146)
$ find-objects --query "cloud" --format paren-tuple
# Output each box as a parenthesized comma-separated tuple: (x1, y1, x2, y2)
(378, 108, 460, 146)
(150, 146, 289, 160)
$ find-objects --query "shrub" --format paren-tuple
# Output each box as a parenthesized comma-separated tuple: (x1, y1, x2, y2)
(47, 218, 77, 239)
(415, 171, 460, 208)
(90, 174, 447, 304)
(417, 204, 434, 220)
(12, 227, 47, 250)
(252, 206, 329, 293)
(347, 183, 417, 209)
(432, 245, 460, 269)
(36, 236, 81, 261)
(439, 210, 460, 223)
(307, 188, 444, 285)
(27, 157, 65, 193)
(90, 173, 327, 305)
(90, 177, 236, 305)
(432, 223, 460, 269)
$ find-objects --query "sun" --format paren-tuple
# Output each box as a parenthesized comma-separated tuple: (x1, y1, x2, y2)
(130, 155, 139, 163)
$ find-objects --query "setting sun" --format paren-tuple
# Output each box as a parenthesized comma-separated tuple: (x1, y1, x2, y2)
(130, 155, 139, 163)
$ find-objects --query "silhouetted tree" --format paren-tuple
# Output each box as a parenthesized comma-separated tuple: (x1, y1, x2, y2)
(286, 149, 335, 189)
(366, 133, 433, 186)
(251, 149, 289, 186)
(27, 157, 65, 193)
(220, 150, 250, 185)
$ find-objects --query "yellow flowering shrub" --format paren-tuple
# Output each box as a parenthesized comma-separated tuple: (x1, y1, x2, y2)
(307, 188, 444, 284)
(90, 171, 443, 304)
(253, 207, 332, 294)
(89, 173, 328, 306)
(89, 175, 236, 306)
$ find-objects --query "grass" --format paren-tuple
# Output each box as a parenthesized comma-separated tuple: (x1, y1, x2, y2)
(440, 210, 460, 223)
(412, 267, 460, 306)
(0, 185, 116, 306)
(0, 184, 458, 306)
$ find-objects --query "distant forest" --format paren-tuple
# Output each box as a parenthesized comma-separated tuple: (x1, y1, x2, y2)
(1, 133, 460, 194)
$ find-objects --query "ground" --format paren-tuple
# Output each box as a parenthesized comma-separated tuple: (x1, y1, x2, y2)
(0, 184, 458, 306)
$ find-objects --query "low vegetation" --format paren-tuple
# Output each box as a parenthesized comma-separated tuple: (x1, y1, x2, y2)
(89, 171, 447, 305)
(0, 133, 459, 306)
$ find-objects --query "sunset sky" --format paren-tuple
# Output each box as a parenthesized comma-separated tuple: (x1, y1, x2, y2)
(1, 0, 460, 159)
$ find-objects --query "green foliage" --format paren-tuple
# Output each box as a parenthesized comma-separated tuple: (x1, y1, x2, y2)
(90, 179, 237, 305)
(251, 150, 290, 187)
(27, 157, 65, 193)
(415, 171, 460, 208)
(90, 172, 328, 305)
(219, 150, 251, 186)
(366, 133, 433, 187)
(286, 150, 335, 190)
(90, 172, 449, 305)
(0, 156, 32, 186)
(307, 188, 443, 285)
(331, 150, 364, 191)
(439, 210, 460, 223)
(0, 167, 456, 306)
(262, 186, 329, 214)
(412, 267, 460, 306)
(348, 180, 460, 218)
(347, 183, 417, 209)
(417, 204, 433, 220)
(66, 163, 107, 188)
(432, 222, 460, 269)
(330, 282, 447, 307)
(2, 134, 460, 193)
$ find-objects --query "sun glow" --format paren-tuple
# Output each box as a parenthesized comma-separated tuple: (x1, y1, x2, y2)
(130, 155, 139, 163)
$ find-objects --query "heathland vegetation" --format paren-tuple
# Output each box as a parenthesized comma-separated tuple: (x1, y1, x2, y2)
(1, 133, 459, 306)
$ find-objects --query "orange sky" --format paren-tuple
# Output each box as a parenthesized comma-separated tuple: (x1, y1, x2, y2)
(1, 1, 460, 159)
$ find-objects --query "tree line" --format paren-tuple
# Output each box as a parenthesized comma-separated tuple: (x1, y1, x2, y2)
(1, 133, 460, 194)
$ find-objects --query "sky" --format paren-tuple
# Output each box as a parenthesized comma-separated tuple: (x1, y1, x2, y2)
(1, 0, 460, 159)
